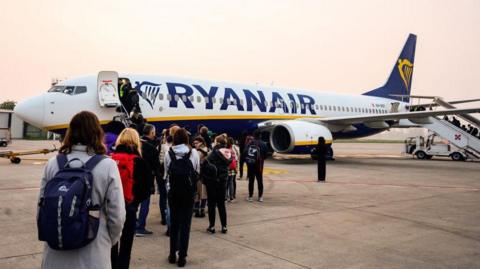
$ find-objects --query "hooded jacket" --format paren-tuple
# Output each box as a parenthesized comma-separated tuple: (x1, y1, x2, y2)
(164, 144, 201, 182)
(207, 147, 232, 183)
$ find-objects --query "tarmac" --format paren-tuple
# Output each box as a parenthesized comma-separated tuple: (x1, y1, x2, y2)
(0, 140, 479, 269)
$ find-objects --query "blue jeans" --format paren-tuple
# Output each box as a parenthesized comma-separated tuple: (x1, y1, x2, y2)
(156, 178, 167, 222)
(136, 196, 150, 231)
(226, 174, 236, 200)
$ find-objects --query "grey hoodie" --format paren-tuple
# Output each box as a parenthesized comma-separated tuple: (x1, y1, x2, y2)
(164, 144, 200, 185)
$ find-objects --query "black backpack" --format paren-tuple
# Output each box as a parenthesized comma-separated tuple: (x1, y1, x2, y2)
(167, 149, 198, 203)
(244, 142, 261, 165)
(200, 159, 218, 184)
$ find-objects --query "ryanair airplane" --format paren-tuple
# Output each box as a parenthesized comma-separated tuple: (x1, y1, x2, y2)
(14, 34, 480, 156)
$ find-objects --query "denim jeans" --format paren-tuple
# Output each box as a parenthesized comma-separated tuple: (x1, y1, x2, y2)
(156, 178, 167, 222)
(136, 196, 150, 231)
(226, 174, 236, 200)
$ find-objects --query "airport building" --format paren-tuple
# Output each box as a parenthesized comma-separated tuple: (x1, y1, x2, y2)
(0, 109, 48, 140)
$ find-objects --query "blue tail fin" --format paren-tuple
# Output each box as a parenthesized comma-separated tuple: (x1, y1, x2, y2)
(363, 34, 416, 102)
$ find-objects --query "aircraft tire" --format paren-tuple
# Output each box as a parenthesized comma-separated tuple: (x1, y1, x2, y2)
(10, 157, 21, 164)
(0, 142, 7, 147)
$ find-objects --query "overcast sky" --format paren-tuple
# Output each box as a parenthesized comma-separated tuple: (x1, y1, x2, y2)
(1, 0, 479, 104)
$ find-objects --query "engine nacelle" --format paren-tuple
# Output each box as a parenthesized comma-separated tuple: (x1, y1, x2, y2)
(269, 121, 333, 153)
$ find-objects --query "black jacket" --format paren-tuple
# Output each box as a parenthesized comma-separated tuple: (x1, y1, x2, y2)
(114, 144, 154, 204)
(206, 148, 231, 183)
(141, 136, 161, 180)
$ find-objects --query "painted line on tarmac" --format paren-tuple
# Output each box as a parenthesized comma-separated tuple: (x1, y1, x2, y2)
(0, 251, 42, 261)
(213, 234, 311, 269)
(266, 179, 480, 191)
(0, 186, 39, 192)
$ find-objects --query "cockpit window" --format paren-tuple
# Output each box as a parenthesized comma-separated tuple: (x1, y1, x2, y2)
(48, 86, 66, 93)
(74, 86, 87, 94)
(48, 85, 87, 95)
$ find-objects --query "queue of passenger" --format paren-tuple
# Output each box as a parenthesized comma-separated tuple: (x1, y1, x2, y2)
(444, 116, 480, 139)
(37, 112, 268, 268)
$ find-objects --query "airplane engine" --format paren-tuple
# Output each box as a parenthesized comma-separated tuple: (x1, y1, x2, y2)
(269, 121, 332, 153)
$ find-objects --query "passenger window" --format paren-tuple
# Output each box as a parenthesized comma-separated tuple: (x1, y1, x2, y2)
(188, 95, 193, 101)
(175, 95, 180, 101)
(240, 99, 244, 106)
(74, 86, 87, 94)
(315, 104, 319, 110)
(197, 96, 201, 103)
(212, 97, 216, 103)
(159, 93, 164, 100)
(182, 95, 187, 102)
(167, 94, 172, 101)
(333, 106, 336, 111)
(219, 98, 223, 104)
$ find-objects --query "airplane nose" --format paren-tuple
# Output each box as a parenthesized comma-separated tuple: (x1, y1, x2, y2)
(14, 95, 45, 128)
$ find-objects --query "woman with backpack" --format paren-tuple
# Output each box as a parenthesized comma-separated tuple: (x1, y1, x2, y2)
(111, 128, 153, 269)
(38, 111, 126, 269)
(164, 128, 200, 267)
(205, 136, 232, 234)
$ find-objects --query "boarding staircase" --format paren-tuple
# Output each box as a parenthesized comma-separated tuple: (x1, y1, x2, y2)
(422, 117, 480, 159)
(413, 96, 480, 159)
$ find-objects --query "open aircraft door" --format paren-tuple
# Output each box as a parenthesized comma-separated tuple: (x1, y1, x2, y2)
(97, 71, 121, 108)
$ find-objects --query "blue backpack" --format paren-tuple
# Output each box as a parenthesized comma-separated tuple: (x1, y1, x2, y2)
(37, 154, 105, 250)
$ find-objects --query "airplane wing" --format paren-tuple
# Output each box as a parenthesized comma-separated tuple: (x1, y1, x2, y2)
(313, 107, 480, 125)
(408, 98, 480, 109)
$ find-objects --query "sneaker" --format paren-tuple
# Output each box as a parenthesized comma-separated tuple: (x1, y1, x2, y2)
(194, 211, 201, 218)
(247, 197, 253, 202)
(168, 254, 177, 264)
(177, 256, 187, 267)
(206, 226, 215, 234)
(200, 209, 206, 218)
(165, 229, 170, 237)
(135, 229, 153, 237)
(258, 197, 264, 202)
(221, 226, 228, 234)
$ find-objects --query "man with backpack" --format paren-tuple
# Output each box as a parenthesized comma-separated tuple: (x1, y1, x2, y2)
(244, 130, 268, 202)
(38, 111, 126, 269)
(164, 128, 200, 267)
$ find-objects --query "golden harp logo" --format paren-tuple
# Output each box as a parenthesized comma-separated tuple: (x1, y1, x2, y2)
(397, 59, 413, 90)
